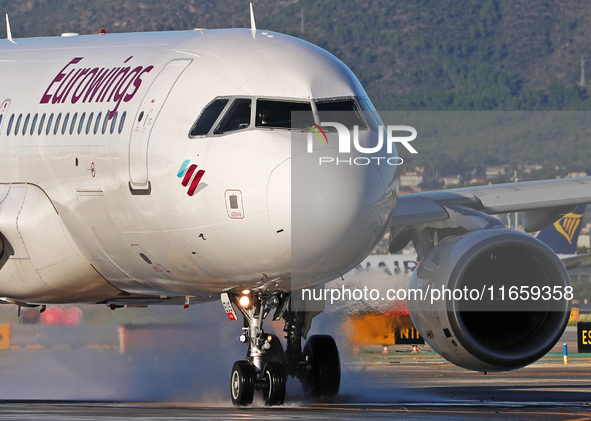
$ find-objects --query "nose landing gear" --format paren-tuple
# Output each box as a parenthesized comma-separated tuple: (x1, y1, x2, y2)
(222, 290, 340, 406)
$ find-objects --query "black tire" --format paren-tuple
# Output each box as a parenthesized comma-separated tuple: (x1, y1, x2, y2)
(262, 361, 286, 406)
(266, 334, 287, 366)
(230, 360, 255, 406)
(302, 334, 340, 397)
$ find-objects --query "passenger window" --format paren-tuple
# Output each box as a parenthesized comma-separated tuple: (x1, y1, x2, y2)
(78, 113, 85, 135)
(190, 98, 229, 136)
(110, 112, 118, 134)
(30, 114, 38, 135)
(94, 112, 102, 134)
(70, 113, 77, 135)
(316, 99, 367, 129)
(14, 113, 22, 135)
(22, 114, 30, 135)
(118, 112, 126, 134)
(256, 99, 313, 129)
(214, 99, 251, 134)
(38, 114, 46, 135)
(46, 113, 54, 135)
(62, 113, 70, 135)
(87, 112, 94, 134)
(6, 114, 13, 136)
(102, 112, 109, 134)
(54, 113, 62, 135)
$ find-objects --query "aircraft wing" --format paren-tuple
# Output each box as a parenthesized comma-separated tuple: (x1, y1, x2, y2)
(560, 253, 591, 270)
(391, 176, 591, 232)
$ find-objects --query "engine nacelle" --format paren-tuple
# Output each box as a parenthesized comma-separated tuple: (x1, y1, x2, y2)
(408, 228, 570, 372)
(0, 233, 8, 271)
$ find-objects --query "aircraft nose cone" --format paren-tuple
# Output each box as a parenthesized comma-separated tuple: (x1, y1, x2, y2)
(267, 152, 395, 288)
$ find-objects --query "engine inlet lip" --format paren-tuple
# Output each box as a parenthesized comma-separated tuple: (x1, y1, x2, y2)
(446, 230, 570, 369)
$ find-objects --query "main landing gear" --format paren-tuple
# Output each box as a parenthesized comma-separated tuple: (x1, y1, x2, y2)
(222, 290, 340, 406)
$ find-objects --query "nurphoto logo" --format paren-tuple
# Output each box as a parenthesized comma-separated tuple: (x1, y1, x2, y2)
(307, 122, 418, 166)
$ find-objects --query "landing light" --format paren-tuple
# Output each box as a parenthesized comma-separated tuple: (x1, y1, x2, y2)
(239, 295, 250, 308)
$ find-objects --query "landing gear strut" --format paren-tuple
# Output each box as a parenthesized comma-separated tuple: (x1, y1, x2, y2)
(223, 289, 340, 406)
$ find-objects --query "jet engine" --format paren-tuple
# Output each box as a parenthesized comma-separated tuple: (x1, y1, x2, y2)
(408, 228, 571, 372)
(0, 233, 9, 272)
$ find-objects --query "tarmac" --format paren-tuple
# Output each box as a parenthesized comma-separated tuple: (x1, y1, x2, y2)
(0, 324, 590, 420)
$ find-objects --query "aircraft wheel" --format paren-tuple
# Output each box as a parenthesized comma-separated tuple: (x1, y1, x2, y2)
(230, 360, 255, 406)
(302, 334, 340, 397)
(266, 334, 287, 365)
(262, 361, 286, 406)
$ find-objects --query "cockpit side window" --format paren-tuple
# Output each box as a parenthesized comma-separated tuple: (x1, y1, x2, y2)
(357, 98, 383, 132)
(214, 98, 252, 134)
(190, 98, 229, 137)
(316, 99, 367, 129)
(256, 99, 313, 129)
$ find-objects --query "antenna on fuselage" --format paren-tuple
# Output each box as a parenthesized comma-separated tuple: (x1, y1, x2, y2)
(5, 14, 16, 44)
(249, 2, 256, 39)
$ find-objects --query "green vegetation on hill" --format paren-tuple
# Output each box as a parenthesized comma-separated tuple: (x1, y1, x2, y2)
(394, 111, 591, 179)
(2, 0, 591, 173)
(3, 0, 591, 113)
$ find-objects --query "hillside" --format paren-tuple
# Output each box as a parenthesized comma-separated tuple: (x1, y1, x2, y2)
(2, 0, 591, 112)
(2, 0, 591, 173)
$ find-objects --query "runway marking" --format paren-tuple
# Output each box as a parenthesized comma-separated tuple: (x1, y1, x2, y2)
(311, 405, 591, 419)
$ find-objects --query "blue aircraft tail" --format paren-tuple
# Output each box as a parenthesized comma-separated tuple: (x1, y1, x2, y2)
(536, 205, 586, 255)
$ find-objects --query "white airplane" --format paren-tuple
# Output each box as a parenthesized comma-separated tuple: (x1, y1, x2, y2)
(0, 6, 590, 407)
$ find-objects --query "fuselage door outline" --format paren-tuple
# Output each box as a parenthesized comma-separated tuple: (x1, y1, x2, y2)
(128, 59, 192, 194)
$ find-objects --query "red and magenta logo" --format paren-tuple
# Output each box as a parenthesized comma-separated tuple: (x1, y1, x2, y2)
(177, 159, 205, 196)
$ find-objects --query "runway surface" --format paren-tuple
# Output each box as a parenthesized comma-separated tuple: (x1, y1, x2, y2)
(0, 300, 589, 420)
(0, 326, 590, 420)
(1, 401, 591, 421)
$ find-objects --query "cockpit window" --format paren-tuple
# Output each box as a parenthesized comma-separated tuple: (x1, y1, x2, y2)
(357, 98, 383, 132)
(190, 98, 229, 136)
(256, 99, 313, 129)
(214, 98, 252, 134)
(316, 99, 367, 129)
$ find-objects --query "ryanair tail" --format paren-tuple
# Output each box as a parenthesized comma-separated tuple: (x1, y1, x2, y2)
(536, 205, 586, 256)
